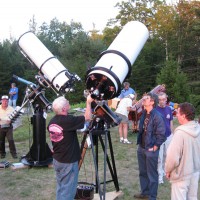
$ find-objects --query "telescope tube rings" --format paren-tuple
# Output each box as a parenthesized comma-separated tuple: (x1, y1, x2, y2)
(86, 21, 149, 100)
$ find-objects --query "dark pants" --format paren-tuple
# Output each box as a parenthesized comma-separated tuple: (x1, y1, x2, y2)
(0, 127, 17, 156)
(137, 145, 159, 200)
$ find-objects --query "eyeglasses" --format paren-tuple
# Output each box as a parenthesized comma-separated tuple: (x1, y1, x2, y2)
(158, 98, 166, 101)
(142, 96, 151, 100)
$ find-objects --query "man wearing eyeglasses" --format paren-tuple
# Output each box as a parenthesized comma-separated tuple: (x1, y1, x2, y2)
(156, 92, 173, 184)
(134, 92, 166, 200)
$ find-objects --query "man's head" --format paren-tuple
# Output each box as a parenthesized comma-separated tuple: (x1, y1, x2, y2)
(176, 102, 195, 125)
(142, 92, 158, 110)
(158, 92, 167, 108)
(52, 96, 70, 115)
(1, 95, 9, 108)
(11, 83, 16, 87)
(123, 82, 130, 90)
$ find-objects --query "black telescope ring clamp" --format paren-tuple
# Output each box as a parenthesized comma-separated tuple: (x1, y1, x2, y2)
(39, 56, 56, 73)
(98, 49, 132, 79)
(18, 31, 31, 42)
(40, 57, 69, 92)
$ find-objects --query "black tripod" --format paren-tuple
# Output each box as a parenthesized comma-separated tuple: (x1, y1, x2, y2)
(21, 105, 53, 166)
(80, 118, 119, 200)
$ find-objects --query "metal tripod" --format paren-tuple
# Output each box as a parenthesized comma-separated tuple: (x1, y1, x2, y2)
(79, 122, 119, 200)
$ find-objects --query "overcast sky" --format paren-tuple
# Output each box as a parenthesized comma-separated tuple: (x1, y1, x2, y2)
(0, 0, 177, 42)
(0, 0, 122, 41)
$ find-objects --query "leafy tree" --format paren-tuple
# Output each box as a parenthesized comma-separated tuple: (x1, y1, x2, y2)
(156, 60, 190, 103)
(102, 26, 121, 46)
(37, 19, 107, 103)
(189, 94, 200, 114)
(0, 40, 27, 102)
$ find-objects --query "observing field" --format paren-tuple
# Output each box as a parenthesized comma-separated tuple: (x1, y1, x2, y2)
(0, 111, 199, 200)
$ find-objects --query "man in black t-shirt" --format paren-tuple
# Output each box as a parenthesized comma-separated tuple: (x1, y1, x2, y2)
(48, 95, 93, 200)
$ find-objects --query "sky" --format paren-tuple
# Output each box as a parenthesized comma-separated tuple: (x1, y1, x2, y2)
(0, 0, 122, 42)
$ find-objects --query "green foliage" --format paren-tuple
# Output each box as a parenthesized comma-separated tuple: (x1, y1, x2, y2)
(189, 94, 200, 115)
(0, 1, 199, 106)
(130, 37, 165, 95)
(103, 0, 199, 100)
(156, 60, 190, 103)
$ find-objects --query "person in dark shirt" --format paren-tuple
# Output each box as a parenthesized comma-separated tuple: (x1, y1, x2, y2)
(134, 92, 166, 200)
(47, 95, 93, 200)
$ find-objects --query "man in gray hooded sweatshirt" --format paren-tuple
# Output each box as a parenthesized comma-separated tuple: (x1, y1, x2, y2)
(165, 102, 200, 200)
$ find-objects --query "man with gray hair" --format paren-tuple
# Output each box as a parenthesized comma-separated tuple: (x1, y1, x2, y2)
(118, 82, 136, 100)
(156, 92, 173, 184)
(47, 95, 93, 200)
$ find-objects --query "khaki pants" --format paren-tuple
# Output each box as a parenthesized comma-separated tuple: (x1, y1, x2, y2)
(158, 134, 172, 181)
(171, 171, 200, 200)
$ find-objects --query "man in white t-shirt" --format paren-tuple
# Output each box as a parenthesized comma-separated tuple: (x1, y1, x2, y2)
(115, 94, 135, 144)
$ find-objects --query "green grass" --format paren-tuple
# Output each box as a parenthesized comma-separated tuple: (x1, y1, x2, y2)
(0, 113, 200, 200)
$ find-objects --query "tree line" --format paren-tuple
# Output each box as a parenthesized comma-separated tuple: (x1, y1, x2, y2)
(0, 0, 199, 113)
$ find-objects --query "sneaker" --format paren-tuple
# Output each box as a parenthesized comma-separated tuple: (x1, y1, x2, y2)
(123, 140, 132, 144)
(120, 138, 124, 143)
(134, 193, 149, 199)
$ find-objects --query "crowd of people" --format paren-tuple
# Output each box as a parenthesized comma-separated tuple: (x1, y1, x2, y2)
(1, 80, 200, 200)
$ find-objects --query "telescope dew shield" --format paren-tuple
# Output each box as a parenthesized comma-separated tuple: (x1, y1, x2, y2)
(86, 21, 149, 100)
(17, 32, 70, 94)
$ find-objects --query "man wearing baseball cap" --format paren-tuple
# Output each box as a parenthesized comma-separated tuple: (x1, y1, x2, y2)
(0, 95, 18, 159)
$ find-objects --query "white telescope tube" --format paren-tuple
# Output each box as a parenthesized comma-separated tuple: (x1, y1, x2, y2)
(18, 32, 72, 94)
(86, 21, 149, 100)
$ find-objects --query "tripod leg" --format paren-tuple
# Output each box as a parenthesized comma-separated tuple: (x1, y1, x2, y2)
(99, 131, 120, 191)
(89, 132, 103, 200)
(78, 132, 88, 170)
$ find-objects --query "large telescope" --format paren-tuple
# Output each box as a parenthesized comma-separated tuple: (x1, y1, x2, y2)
(86, 21, 149, 100)
(17, 32, 81, 95)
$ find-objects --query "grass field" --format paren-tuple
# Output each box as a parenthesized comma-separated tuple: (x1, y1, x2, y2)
(0, 111, 199, 200)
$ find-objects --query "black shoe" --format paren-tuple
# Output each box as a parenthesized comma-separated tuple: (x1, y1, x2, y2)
(1, 154, 6, 159)
(134, 193, 149, 199)
(12, 154, 18, 159)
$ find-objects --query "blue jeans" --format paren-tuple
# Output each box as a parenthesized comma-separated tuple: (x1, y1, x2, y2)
(137, 146, 159, 200)
(9, 99, 17, 108)
(53, 159, 79, 200)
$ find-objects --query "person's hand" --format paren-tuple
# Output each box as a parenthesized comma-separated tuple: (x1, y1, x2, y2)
(148, 145, 158, 152)
(86, 94, 94, 104)
(166, 172, 170, 180)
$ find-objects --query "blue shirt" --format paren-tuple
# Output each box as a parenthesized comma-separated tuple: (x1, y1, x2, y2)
(118, 87, 135, 99)
(9, 87, 18, 100)
(156, 106, 173, 137)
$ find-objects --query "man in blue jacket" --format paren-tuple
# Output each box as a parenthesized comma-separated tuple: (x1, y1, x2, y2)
(134, 92, 166, 200)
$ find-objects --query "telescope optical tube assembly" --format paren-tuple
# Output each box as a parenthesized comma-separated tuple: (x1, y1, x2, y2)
(17, 32, 78, 95)
(86, 21, 149, 100)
